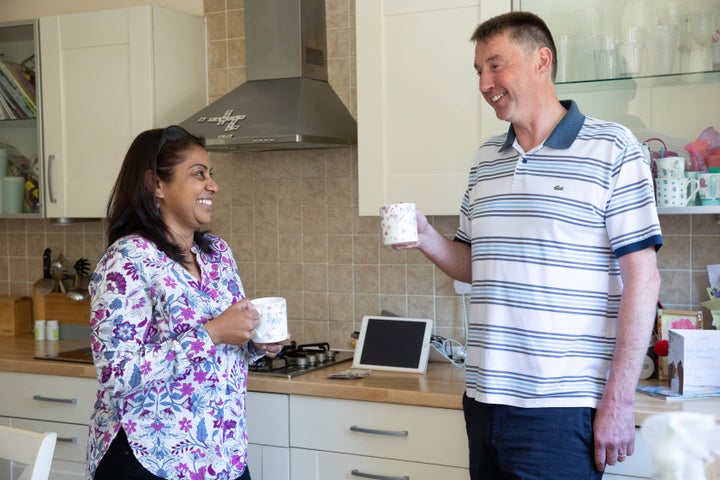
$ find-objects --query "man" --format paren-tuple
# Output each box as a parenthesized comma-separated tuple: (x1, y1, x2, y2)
(400, 12, 662, 479)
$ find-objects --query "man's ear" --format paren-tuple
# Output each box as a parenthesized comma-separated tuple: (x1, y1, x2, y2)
(536, 46, 553, 75)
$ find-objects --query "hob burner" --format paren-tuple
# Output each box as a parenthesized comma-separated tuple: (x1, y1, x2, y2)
(249, 341, 352, 378)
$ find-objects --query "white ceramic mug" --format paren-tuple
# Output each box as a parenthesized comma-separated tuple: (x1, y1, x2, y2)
(379, 203, 418, 246)
(655, 156, 685, 178)
(698, 172, 720, 206)
(656, 176, 699, 207)
(250, 297, 288, 343)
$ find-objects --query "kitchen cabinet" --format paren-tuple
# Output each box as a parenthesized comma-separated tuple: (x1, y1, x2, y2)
(356, 0, 511, 216)
(246, 392, 290, 480)
(289, 395, 469, 478)
(358, 0, 720, 216)
(0, 371, 96, 479)
(0, 20, 41, 219)
(516, 0, 720, 217)
(39, 5, 206, 219)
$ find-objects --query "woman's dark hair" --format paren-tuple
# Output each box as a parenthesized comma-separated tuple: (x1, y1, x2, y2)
(106, 125, 213, 264)
(470, 11, 557, 82)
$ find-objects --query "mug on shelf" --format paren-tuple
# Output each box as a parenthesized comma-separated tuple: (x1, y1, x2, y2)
(698, 172, 720, 206)
(655, 156, 685, 178)
(656, 176, 699, 207)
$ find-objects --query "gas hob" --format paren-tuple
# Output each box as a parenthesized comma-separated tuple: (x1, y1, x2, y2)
(248, 341, 352, 378)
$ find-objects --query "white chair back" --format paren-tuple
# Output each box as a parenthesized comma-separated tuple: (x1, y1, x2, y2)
(0, 425, 57, 480)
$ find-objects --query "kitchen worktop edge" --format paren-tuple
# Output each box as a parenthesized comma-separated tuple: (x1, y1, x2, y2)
(2, 335, 719, 421)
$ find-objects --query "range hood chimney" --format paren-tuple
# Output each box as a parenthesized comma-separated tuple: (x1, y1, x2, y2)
(180, 0, 357, 151)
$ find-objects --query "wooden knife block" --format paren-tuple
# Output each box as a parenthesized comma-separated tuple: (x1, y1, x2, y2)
(0, 296, 32, 335)
(33, 288, 90, 325)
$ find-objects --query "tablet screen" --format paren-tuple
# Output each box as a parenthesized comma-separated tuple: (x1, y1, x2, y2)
(352, 316, 433, 373)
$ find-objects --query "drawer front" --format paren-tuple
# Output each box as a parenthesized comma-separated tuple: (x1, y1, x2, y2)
(247, 392, 289, 447)
(0, 372, 96, 425)
(290, 396, 467, 467)
(291, 448, 469, 480)
(10, 417, 88, 464)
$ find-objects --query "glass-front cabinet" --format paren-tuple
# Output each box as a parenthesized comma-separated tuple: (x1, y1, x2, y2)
(0, 20, 41, 218)
(515, 0, 720, 215)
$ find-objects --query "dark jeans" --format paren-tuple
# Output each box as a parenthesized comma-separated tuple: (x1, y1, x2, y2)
(463, 393, 604, 480)
(95, 428, 251, 480)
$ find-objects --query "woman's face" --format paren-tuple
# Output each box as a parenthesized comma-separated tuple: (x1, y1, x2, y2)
(156, 144, 218, 235)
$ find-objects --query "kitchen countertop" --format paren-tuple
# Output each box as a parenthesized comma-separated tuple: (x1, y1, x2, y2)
(2, 334, 719, 423)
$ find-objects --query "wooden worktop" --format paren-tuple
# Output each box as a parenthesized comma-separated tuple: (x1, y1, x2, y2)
(2, 334, 719, 422)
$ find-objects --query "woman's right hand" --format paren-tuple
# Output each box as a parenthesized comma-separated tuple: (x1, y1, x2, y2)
(204, 298, 260, 345)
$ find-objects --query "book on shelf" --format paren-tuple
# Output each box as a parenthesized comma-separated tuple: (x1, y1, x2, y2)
(0, 75, 29, 119)
(637, 384, 720, 402)
(0, 59, 36, 118)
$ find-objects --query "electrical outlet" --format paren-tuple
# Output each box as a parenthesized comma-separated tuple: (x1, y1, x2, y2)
(454, 280, 471, 295)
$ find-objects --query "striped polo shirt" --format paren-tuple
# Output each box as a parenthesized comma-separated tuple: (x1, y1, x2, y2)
(457, 100, 663, 408)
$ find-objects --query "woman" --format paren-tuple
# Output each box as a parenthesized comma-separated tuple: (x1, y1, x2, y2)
(87, 126, 282, 480)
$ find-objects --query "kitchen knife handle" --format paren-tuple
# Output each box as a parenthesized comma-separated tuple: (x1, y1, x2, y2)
(32, 394, 78, 404)
(47, 154, 57, 203)
(351, 469, 409, 480)
(349, 425, 409, 437)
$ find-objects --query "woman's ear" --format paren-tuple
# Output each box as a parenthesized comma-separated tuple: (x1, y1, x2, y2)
(144, 169, 164, 200)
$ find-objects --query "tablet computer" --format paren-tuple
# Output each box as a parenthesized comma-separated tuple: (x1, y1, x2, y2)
(352, 316, 434, 373)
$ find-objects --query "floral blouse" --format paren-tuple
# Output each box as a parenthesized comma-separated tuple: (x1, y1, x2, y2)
(86, 234, 259, 480)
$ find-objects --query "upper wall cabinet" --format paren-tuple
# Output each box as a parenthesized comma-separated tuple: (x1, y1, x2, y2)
(40, 6, 207, 219)
(0, 20, 41, 218)
(515, 0, 720, 215)
(356, 0, 511, 216)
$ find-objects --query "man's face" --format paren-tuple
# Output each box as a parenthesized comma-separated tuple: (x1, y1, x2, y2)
(473, 32, 543, 125)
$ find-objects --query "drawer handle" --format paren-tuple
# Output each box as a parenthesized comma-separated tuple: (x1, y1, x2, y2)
(350, 425, 408, 437)
(351, 469, 409, 480)
(57, 436, 78, 444)
(33, 394, 78, 404)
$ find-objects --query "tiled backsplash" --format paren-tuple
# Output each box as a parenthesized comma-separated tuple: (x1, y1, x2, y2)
(1, 0, 719, 347)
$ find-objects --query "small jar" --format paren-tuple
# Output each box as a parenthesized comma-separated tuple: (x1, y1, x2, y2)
(34, 319, 46, 340)
(46, 320, 59, 341)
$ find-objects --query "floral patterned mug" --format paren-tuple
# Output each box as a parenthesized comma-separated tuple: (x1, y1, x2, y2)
(379, 203, 418, 246)
(250, 297, 288, 343)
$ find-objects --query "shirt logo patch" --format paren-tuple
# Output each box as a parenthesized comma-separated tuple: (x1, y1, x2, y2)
(554, 185, 564, 191)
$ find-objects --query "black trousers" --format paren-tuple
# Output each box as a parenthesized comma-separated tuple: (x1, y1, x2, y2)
(95, 428, 251, 480)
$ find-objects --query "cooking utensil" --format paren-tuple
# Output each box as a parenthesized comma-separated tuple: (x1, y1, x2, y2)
(50, 254, 72, 293)
(33, 248, 56, 295)
(66, 258, 90, 302)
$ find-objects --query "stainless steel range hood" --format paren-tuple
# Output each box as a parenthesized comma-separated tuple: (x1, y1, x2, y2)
(180, 0, 357, 151)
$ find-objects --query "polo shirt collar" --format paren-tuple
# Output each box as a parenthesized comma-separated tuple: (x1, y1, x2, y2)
(499, 100, 585, 152)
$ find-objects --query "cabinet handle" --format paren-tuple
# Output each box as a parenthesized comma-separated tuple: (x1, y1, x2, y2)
(32, 394, 78, 404)
(351, 469, 409, 480)
(47, 154, 57, 203)
(57, 436, 78, 444)
(349, 425, 408, 437)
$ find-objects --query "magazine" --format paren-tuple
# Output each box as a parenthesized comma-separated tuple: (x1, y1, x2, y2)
(637, 384, 720, 402)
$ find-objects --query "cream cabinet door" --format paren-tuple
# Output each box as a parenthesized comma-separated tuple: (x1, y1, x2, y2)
(357, 0, 510, 216)
(39, 6, 206, 218)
